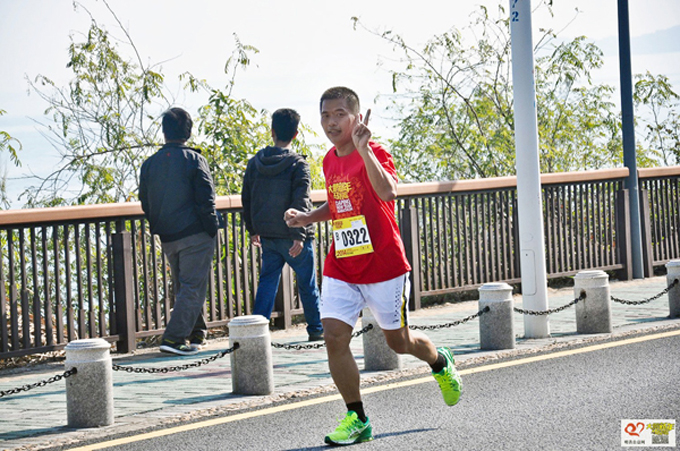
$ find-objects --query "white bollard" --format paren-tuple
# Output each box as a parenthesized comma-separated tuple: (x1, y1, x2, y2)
(574, 270, 612, 334)
(362, 308, 401, 371)
(666, 260, 680, 318)
(64, 338, 114, 428)
(478, 283, 515, 350)
(228, 315, 274, 395)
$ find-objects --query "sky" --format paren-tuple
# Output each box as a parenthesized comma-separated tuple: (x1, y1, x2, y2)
(1, 0, 680, 208)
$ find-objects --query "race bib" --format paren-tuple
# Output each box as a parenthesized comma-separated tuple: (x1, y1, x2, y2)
(332, 215, 374, 258)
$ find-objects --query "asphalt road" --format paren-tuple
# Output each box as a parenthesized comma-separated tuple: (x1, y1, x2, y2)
(62, 331, 680, 451)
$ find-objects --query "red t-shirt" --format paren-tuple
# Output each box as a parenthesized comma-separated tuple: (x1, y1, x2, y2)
(322, 141, 411, 284)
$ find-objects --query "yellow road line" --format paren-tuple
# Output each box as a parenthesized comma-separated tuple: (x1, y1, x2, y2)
(68, 329, 680, 450)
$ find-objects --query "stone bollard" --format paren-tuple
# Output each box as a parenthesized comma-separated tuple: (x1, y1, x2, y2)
(362, 308, 401, 371)
(64, 338, 114, 428)
(574, 270, 612, 334)
(478, 283, 515, 350)
(666, 260, 680, 318)
(229, 315, 274, 395)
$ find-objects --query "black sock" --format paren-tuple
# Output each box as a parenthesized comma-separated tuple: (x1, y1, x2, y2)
(430, 352, 446, 373)
(346, 402, 367, 423)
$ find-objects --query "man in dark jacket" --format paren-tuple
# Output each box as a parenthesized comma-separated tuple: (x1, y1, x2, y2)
(242, 108, 323, 341)
(139, 107, 221, 356)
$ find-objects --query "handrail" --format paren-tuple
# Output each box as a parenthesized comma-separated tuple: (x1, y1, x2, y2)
(3, 166, 675, 227)
(638, 166, 680, 179)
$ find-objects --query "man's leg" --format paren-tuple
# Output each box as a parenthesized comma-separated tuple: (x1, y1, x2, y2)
(252, 239, 285, 319)
(382, 327, 438, 364)
(382, 326, 461, 406)
(365, 273, 461, 406)
(320, 278, 373, 445)
(323, 318, 361, 404)
(162, 233, 215, 344)
(286, 239, 323, 336)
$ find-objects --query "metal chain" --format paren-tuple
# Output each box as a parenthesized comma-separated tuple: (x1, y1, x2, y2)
(0, 368, 77, 399)
(611, 278, 678, 305)
(409, 306, 491, 330)
(271, 324, 374, 350)
(112, 344, 239, 374)
(514, 293, 585, 316)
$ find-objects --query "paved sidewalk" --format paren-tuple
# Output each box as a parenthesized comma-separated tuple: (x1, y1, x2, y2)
(1, 275, 678, 450)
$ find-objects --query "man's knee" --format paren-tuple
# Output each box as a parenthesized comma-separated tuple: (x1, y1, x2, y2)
(322, 319, 352, 350)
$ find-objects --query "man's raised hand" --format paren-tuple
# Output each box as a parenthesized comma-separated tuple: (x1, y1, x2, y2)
(352, 109, 372, 152)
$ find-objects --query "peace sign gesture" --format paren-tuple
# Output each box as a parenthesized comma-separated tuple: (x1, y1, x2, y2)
(352, 109, 372, 153)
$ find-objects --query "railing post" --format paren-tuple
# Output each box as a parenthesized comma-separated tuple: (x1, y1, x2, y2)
(229, 315, 274, 395)
(273, 264, 294, 330)
(399, 200, 421, 310)
(615, 189, 633, 281)
(574, 270, 612, 334)
(639, 188, 654, 277)
(65, 338, 114, 427)
(666, 260, 680, 318)
(112, 232, 136, 353)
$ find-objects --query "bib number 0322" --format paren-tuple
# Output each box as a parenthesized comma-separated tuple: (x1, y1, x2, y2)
(332, 215, 374, 258)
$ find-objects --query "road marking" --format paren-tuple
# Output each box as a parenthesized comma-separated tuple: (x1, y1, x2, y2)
(69, 328, 680, 450)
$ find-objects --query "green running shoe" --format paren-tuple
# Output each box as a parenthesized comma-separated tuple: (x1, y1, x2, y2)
(324, 411, 373, 446)
(433, 347, 462, 406)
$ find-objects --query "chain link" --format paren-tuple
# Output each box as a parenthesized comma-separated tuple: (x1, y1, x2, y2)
(112, 344, 239, 374)
(611, 278, 678, 305)
(408, 306, 491, 330)
(514, 293, 585, 316)
(0, 368, 77, 398)
(271, 324, 374, 350)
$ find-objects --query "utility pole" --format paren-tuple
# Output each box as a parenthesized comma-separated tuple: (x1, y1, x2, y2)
(618, 0, 644, 279)
(509, 0, 550, 338)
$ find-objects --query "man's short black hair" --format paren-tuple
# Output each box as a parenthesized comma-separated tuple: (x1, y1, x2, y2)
(162, 107, 192, 142)
(319, 87, 360, 114)
(271, 108, 300, 143)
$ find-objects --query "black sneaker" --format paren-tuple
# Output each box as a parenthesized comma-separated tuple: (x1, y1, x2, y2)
(308, 333, 324, 342)
(160, 340, 199, 356)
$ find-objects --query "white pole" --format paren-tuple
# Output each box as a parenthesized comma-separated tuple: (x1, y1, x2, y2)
(509, 0, 550, 338)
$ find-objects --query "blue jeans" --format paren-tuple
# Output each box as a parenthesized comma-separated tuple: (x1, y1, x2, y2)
(253, 238, 323, 336)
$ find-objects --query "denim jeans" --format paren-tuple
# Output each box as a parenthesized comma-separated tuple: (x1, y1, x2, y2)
(253, 238, 323, 336)
(161, 232, 215, 343)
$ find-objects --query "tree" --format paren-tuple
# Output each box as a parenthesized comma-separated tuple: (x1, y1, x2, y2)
(21, 1, 322, 207)
(354, 2, 678, 182)
(0, 108, 23, 209)
(23, 2, 166, 207)
(0, 109, 22, 169)
(634, 72, 680, 166)
(180, 41, 324, 196)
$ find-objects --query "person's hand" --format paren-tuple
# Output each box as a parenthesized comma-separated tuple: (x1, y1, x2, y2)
(289, 240, 303, 257)
(352, 109, 372, 155)
(250, 234, 261, 247)
(284, 208, 308, 228)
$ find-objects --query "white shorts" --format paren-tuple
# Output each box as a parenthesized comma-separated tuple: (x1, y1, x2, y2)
(320, 273, 411, 330)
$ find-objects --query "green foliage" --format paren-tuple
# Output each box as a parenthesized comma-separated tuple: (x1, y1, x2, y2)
(21, 2, 323, 206)
(0, 109, 22, 168)
(355, 2, 679, 182)
(634, 72, 680, 166)
(0, 108, 22, 209)
(24, 4, 165, 207)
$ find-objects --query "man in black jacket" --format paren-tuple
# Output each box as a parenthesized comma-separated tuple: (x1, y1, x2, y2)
(139, 107, 221, 356)
(242, 108, 323, 341)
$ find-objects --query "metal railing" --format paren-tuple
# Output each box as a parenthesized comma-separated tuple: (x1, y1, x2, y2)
(2, 166, 680, 358)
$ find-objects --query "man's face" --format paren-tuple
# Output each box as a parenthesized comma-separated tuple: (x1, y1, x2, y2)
(320, 98, 358, 148)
